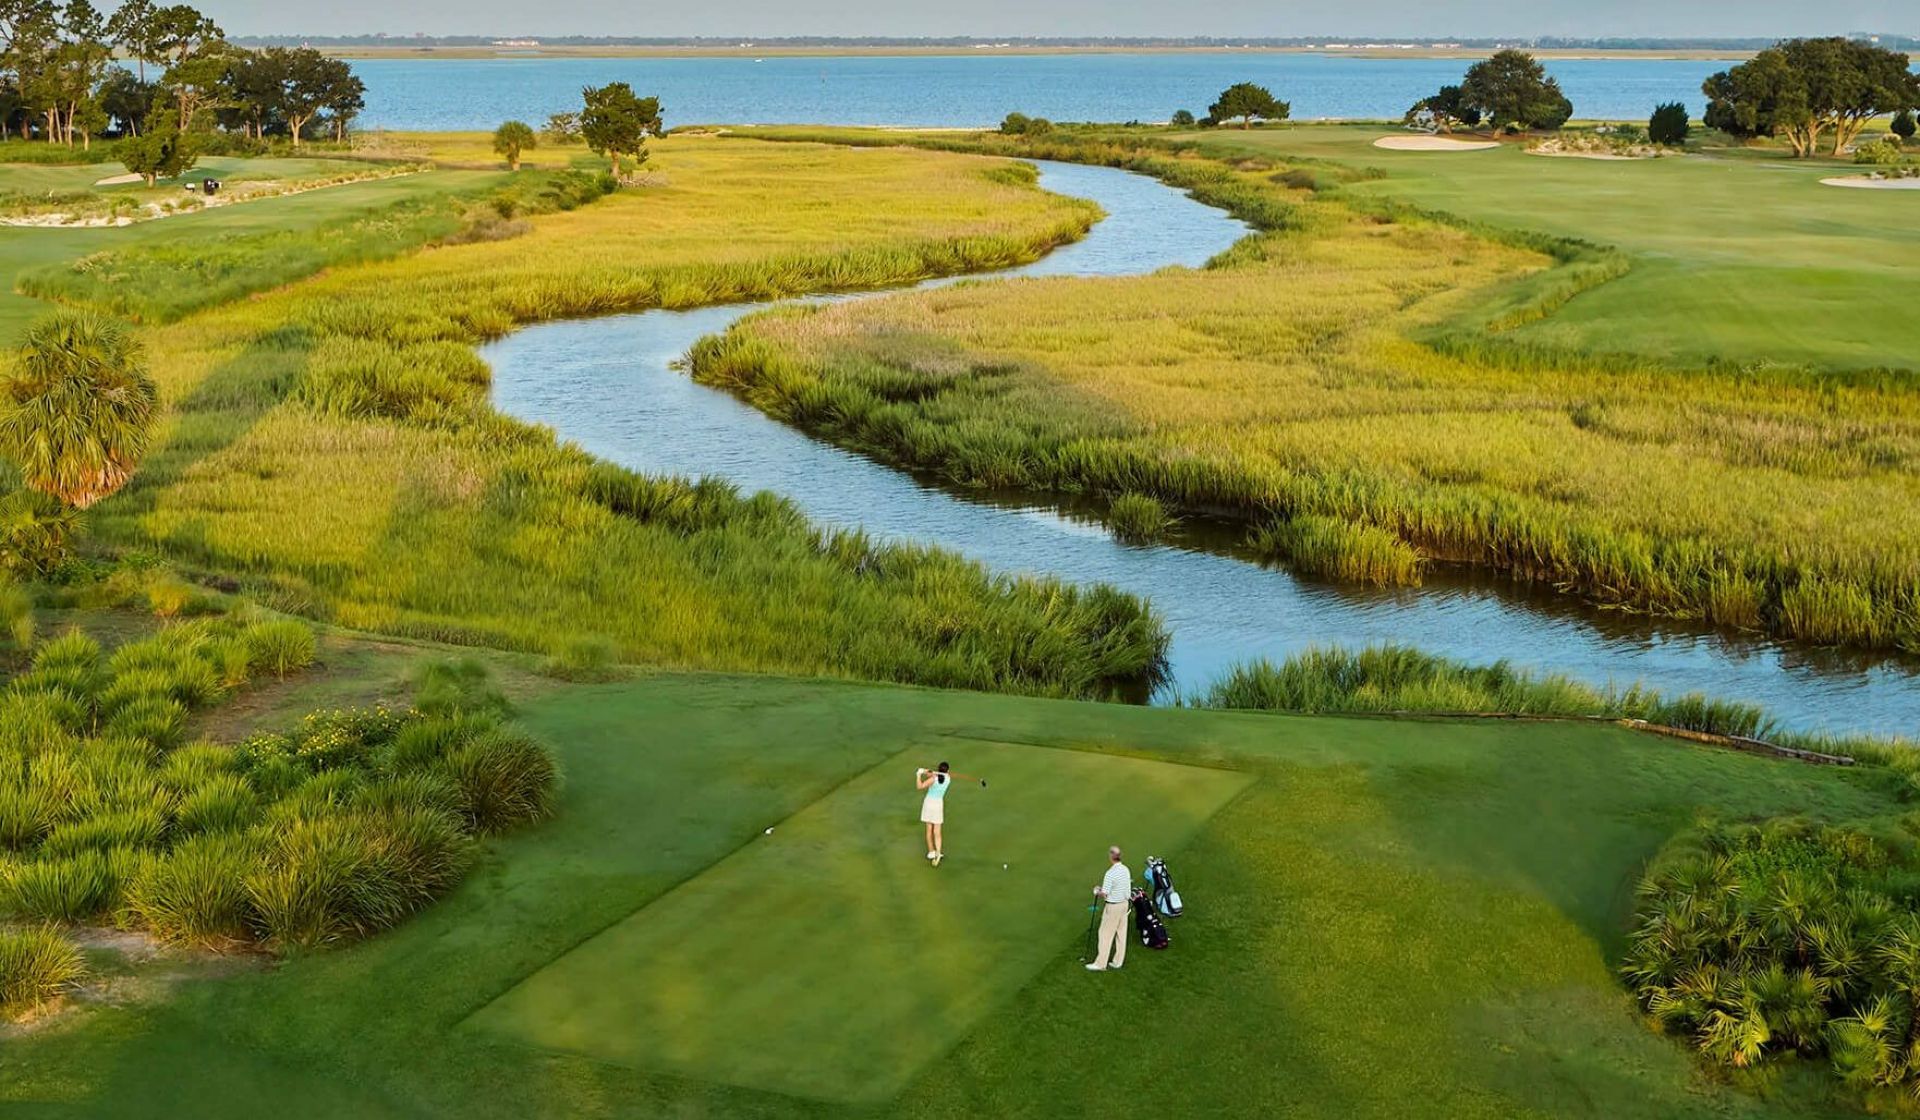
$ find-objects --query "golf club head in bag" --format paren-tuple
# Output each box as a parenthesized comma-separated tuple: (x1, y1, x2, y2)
(1145, 856, 1183, 918)
(1131, 888, 1169, 950)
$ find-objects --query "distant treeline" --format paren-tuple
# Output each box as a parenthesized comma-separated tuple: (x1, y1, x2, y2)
(234, 34, 1920, 51)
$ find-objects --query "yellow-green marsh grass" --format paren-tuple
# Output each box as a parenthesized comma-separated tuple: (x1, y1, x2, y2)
(696, 150, 1920, 649)
(82, 138, 1162, 697)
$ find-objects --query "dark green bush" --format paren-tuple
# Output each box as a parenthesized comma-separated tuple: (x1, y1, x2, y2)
(442, 728, 559, 834)
(1625, 815, 1920, 1097)
(1647, 102, 1691, 146)
(242, 618, 317, 677)
(245, 815, 399, 949)
(0, 925, 86, 1019)
(413, 657, 512, 721)
(126, 833, 258, 945)
(41, 807, 166, 857)
(172, 774, 258, 835)
(1, 850, 120, 921)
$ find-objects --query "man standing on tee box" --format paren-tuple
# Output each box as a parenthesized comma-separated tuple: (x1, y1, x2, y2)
(1087, 845, 1132, 972)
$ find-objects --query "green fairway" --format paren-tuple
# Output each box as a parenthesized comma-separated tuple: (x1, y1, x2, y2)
(1177, 125, 1920, 371)
(0, 164, 505, 337)
(2, 667, 1894, 1117)
(470, 738, 1250, 1102)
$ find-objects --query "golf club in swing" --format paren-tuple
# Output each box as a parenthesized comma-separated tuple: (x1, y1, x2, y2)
(918, 765, 987, 788)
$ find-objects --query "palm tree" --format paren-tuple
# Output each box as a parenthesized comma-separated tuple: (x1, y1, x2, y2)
(0, 311, 156, 509)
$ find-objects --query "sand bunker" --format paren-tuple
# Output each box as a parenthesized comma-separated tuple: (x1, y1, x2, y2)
(1373, 135, 1499, 152)
(1821, 175, 1920, 190)
(92, 172, 144, 185)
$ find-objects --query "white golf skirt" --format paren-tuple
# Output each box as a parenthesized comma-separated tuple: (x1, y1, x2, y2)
(920, 797, 945, 825)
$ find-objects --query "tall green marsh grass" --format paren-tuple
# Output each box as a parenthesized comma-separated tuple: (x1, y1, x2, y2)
(87, 138, 1166, 698)
(1191, 643, 1869, 754)
(701, 132, 1920, 653)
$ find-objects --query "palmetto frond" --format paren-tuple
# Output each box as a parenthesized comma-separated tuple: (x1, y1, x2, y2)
(0, 310, 156, 510)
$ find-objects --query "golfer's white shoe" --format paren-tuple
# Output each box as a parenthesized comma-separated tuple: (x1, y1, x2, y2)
(1084, 964, 1105, 971)
(927, 851, 937, 860)
(1108, 963, 1123, 970)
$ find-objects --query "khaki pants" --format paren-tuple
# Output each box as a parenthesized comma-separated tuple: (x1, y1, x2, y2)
(1092, 900, 1130, 968)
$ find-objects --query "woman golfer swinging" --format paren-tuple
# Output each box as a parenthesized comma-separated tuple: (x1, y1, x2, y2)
(916, 762, 951, 865)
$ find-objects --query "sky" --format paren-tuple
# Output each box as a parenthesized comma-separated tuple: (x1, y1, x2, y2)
(200, 1, 1912, 41)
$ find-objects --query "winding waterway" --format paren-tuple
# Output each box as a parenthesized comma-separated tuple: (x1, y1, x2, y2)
(485, 160, 1920, 736)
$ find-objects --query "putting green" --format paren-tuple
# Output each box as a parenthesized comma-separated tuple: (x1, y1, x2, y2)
(465, 738, 1252, 1102)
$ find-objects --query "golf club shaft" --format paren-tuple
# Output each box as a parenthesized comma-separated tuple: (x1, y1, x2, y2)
(922, 767, 985, 785)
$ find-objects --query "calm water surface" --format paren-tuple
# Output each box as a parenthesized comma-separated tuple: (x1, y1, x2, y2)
(361, 53, 1730, 130)
(485, 161, 1920, 736)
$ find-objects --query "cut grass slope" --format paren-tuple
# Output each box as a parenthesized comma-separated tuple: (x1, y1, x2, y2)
(469, 739, 1249, 1102)
(0, 669, 1894, 1117)
(1174, 124, 1920, 373)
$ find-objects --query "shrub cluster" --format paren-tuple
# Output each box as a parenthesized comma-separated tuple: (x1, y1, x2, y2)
(0, 925, 86, 1018)
(1625, 815, 1920, 1102)
(0, 621, 557, 988)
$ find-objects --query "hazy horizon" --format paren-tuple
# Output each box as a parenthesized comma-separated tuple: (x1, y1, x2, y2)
(196, 1, 1913, 42)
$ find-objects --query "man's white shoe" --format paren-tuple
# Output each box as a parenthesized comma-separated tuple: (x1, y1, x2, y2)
(927, 851, 937, 860)
(1084, 963, 1105, 971)
(1108, 964, 1123, 970)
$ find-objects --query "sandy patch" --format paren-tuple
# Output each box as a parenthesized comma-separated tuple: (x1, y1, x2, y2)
(1525, 150, 1643, 161)
(1821, 175, 1920, 190)
(92, 171, 144, 185)
(1373, 135, 1499, 152)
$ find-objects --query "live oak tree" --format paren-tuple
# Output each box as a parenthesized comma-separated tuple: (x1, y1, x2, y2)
(579, 82, 662, 175)
(1209, 82, 1288, 129)
(104, 0, 158, 80)
(1460, 50, 1572, 132)
(493, 119, 535, 170)
(0, 310, 157, 510)
(1703, 38, 1919, 158)
(116, 109, 192, 185)
(269, 46, 356, 147)
(149, 3, 224, 131)
(1404, 84, 1481, 133)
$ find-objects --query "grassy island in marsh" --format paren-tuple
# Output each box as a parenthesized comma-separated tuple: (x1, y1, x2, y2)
(693, 127, 1920, 652)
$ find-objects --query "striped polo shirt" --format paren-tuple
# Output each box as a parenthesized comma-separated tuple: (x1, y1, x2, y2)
(1101, 862, 1132, 904)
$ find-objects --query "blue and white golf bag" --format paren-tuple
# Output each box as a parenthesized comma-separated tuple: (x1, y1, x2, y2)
(1144, 856, 1183, 918)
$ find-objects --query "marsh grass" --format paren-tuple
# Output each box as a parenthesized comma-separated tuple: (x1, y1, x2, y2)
(1249, 515, 1422, 587)
(1195, 644, 1781, 744)
(1105, 493, 1171, 543)
(82, 138, 1165, 699)
(700, 132, 1920, 652)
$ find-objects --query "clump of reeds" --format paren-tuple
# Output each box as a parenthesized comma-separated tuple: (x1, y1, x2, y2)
(1107, 493, 1173, 543)
(1248, 516, 1423, 587)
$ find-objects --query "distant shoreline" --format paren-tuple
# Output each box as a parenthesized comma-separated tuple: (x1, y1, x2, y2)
(309, 45, 1759, 62)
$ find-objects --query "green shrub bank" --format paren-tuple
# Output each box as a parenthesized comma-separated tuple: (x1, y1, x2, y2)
(1626, 814, 1920, 1105)
(0, 612, 560, 1014)
(0, 924, 85, 1017)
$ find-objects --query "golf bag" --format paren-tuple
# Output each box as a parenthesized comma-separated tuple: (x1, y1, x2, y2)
(1144, 856, 1183, 918)
(1131, 888, 1170, 950)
